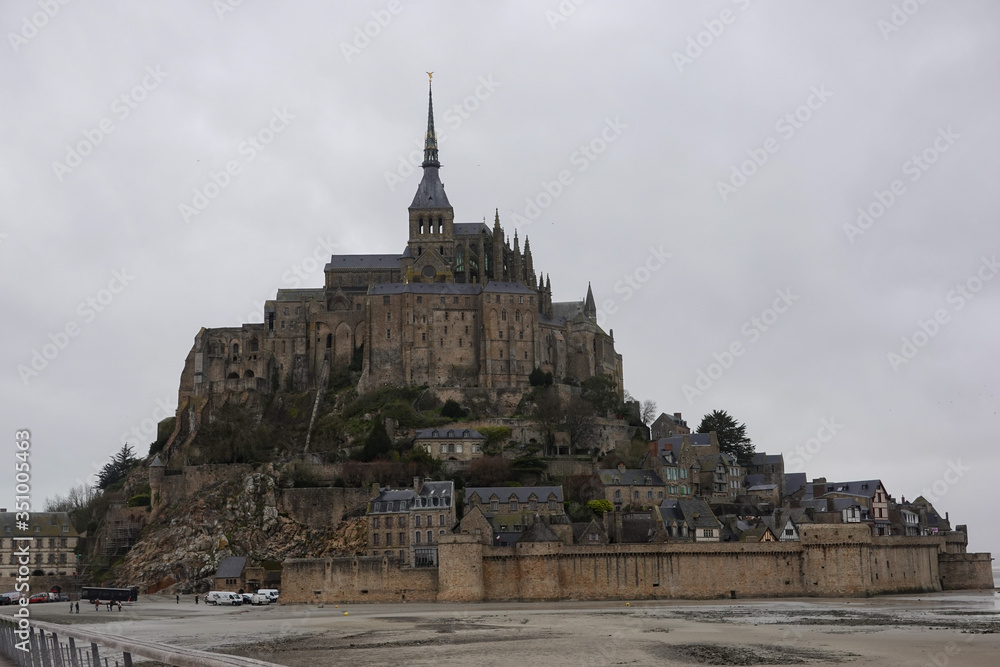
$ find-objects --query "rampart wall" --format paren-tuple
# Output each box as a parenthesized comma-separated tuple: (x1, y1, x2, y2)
(938, 553, 995, 590)
(277, 487, 370, 527)
(282, 524, 993, 604)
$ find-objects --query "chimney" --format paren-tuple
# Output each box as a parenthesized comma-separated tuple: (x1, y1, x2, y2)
(674, 412, 682, 420)
(0, 508, 6, 513)
(617, 462, 626, 473)
(413, 476, 421, 491)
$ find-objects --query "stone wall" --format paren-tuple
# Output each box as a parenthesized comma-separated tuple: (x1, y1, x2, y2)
(939, 553, 995, 590)
(285, 525, 993, 603)
(278, 487, 371, 528)
(282, 556, 438, 603)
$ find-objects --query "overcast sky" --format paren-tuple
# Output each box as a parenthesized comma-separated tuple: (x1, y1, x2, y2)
(2, 1, 997, 557)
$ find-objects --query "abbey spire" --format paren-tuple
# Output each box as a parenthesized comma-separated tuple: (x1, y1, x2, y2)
(409, 74, 451, 210)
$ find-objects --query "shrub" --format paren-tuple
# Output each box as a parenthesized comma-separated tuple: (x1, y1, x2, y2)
(529, 367, 553, 387)
(127, 493, 151, 507)
(440, 399, 467, 419)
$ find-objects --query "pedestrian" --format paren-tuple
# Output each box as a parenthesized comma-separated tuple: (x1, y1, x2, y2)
(176, 594, 179, 604)
(117, 601, 121, 611)
(70, 601, 73, 612)
(195, 595, 199, 605)
(75, 602, 79, 613)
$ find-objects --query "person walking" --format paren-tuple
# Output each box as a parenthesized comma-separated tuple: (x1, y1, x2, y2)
(176, 594, 179, 604)
(75, 602, 79, 613)
(195, 595, 199, 605)
(117, 601, 122, 611)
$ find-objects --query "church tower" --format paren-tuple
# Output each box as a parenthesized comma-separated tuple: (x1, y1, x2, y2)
(406, 75, 455, 283)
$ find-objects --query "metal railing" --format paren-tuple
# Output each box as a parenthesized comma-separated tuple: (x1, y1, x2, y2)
(0, 615, 282, 667)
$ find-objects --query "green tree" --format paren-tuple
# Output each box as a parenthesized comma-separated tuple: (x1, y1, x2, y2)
(96, 444, 138, 489)
(697, 409, 755, 466)
(587, 499, 613, 515)
(581, 374, 619, 415)
(529, 367, 553, 387)
(360, 420, 393, 461)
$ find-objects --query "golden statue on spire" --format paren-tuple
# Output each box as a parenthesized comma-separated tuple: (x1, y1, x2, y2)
(427, 71, 433, 81)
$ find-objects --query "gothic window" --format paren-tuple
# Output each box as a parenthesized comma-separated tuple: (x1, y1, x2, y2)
(515, 311, 520, 322)
(455, 246, 464, 272)
(498, 331, 503, 339)
(437, 217, 443, 233)
(419, 217, 424, 234)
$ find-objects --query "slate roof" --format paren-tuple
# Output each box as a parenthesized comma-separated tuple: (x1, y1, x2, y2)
(659, 498, 720, 529)
(454, 222, 491, 236)
(596, 469, 664, 486)
(409, 165, 452, 209)
(747, 484, 778, 492)
(0, 512, 79, 538)
(750, 453, 784, 467)
(417, 481, 453, 501)
(465, 486, 563, 504)
(415, 427, 485, 441)
(654, 433, 714, 459)
(620, 513, 656, 543)
(215, 556, 246, 579)
(275, 288, 324, 301)
(482, 281, 537, 294)
(784, 473, 807, 496)
(810, 479, 883, 500)
(552, 301, 585, 320)
(744, 474, 765, 487)
(519, 519, 560, 543)
(572, 520, 607, 543)
(324, 254, 402, 271)
(369, 489, 416, 513)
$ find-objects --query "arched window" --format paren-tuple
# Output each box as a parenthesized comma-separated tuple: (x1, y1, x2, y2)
(326, 333, 332, 349)
(250, 338, 259, 352)
(437, 217, 443, 233)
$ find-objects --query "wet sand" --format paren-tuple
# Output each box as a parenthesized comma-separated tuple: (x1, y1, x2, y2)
(9, 590, 1000, 666)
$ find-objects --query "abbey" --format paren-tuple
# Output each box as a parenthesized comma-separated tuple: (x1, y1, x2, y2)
(174, 81, 623, 411)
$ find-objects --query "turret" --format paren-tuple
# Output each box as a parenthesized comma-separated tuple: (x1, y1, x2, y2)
(584, 282, 597, 319)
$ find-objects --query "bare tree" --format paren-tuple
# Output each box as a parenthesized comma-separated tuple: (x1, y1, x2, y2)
(640, 400, 657, 425)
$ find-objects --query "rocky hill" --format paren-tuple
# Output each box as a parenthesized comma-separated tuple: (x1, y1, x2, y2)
(112, 468, 367, 593)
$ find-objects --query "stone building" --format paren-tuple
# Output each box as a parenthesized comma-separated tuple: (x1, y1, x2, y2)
(649, 412, 690, 440)
(414, 427, 486, 461)
(165, 80, 623, 458)
(367, 479, 456, 567)
(0, 511, 79, 577)
(592, 465, 667, 510)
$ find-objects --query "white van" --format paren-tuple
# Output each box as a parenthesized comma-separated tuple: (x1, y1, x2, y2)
(250, 593, 270, 605)
(206, 591, 236, 606)
(256, 589, 279, 603)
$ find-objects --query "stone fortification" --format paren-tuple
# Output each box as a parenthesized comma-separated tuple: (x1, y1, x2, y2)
(282, 524, 993, 604)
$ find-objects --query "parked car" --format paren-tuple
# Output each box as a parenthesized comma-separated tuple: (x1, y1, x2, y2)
(227, 593, 243, 606)
(250, 593, 270, 605)
(28, 593, 48, 604)
(240, 593, 253, 605)
(57, 594, 71, 602)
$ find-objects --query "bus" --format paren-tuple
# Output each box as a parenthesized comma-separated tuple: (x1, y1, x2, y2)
(80, 586, 139, 602)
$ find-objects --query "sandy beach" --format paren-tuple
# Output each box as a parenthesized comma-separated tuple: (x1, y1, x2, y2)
(9, 588, 998, 666)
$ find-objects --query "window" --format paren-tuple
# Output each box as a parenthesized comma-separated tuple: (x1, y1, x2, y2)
(784, 528, 794, 536)
(426, 531, 433, 544)
(386, 516, 393, 529)
(415, 516, 421, 528)
(439, 514, 446, 526)
(440, 444, 447, 454)
(422, 333, 426, 341)
(414, 531, 421, 545)
(385, 533, 392, 546)
(386, 329, 391, 340)
(510, 499, 518, 511)
(373, 533, 379, 546)
(373, 517, 380, 529)
(455, 444, 463, 453)
(703, 529, 715, 538)
(490, 500, 499, 511)
(383, 296, 390, 305)
(386, 313, 391, 322)
(399, 516, 406, 528)
(399, 533, 405, 545)
(417, 296, 423, 304)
